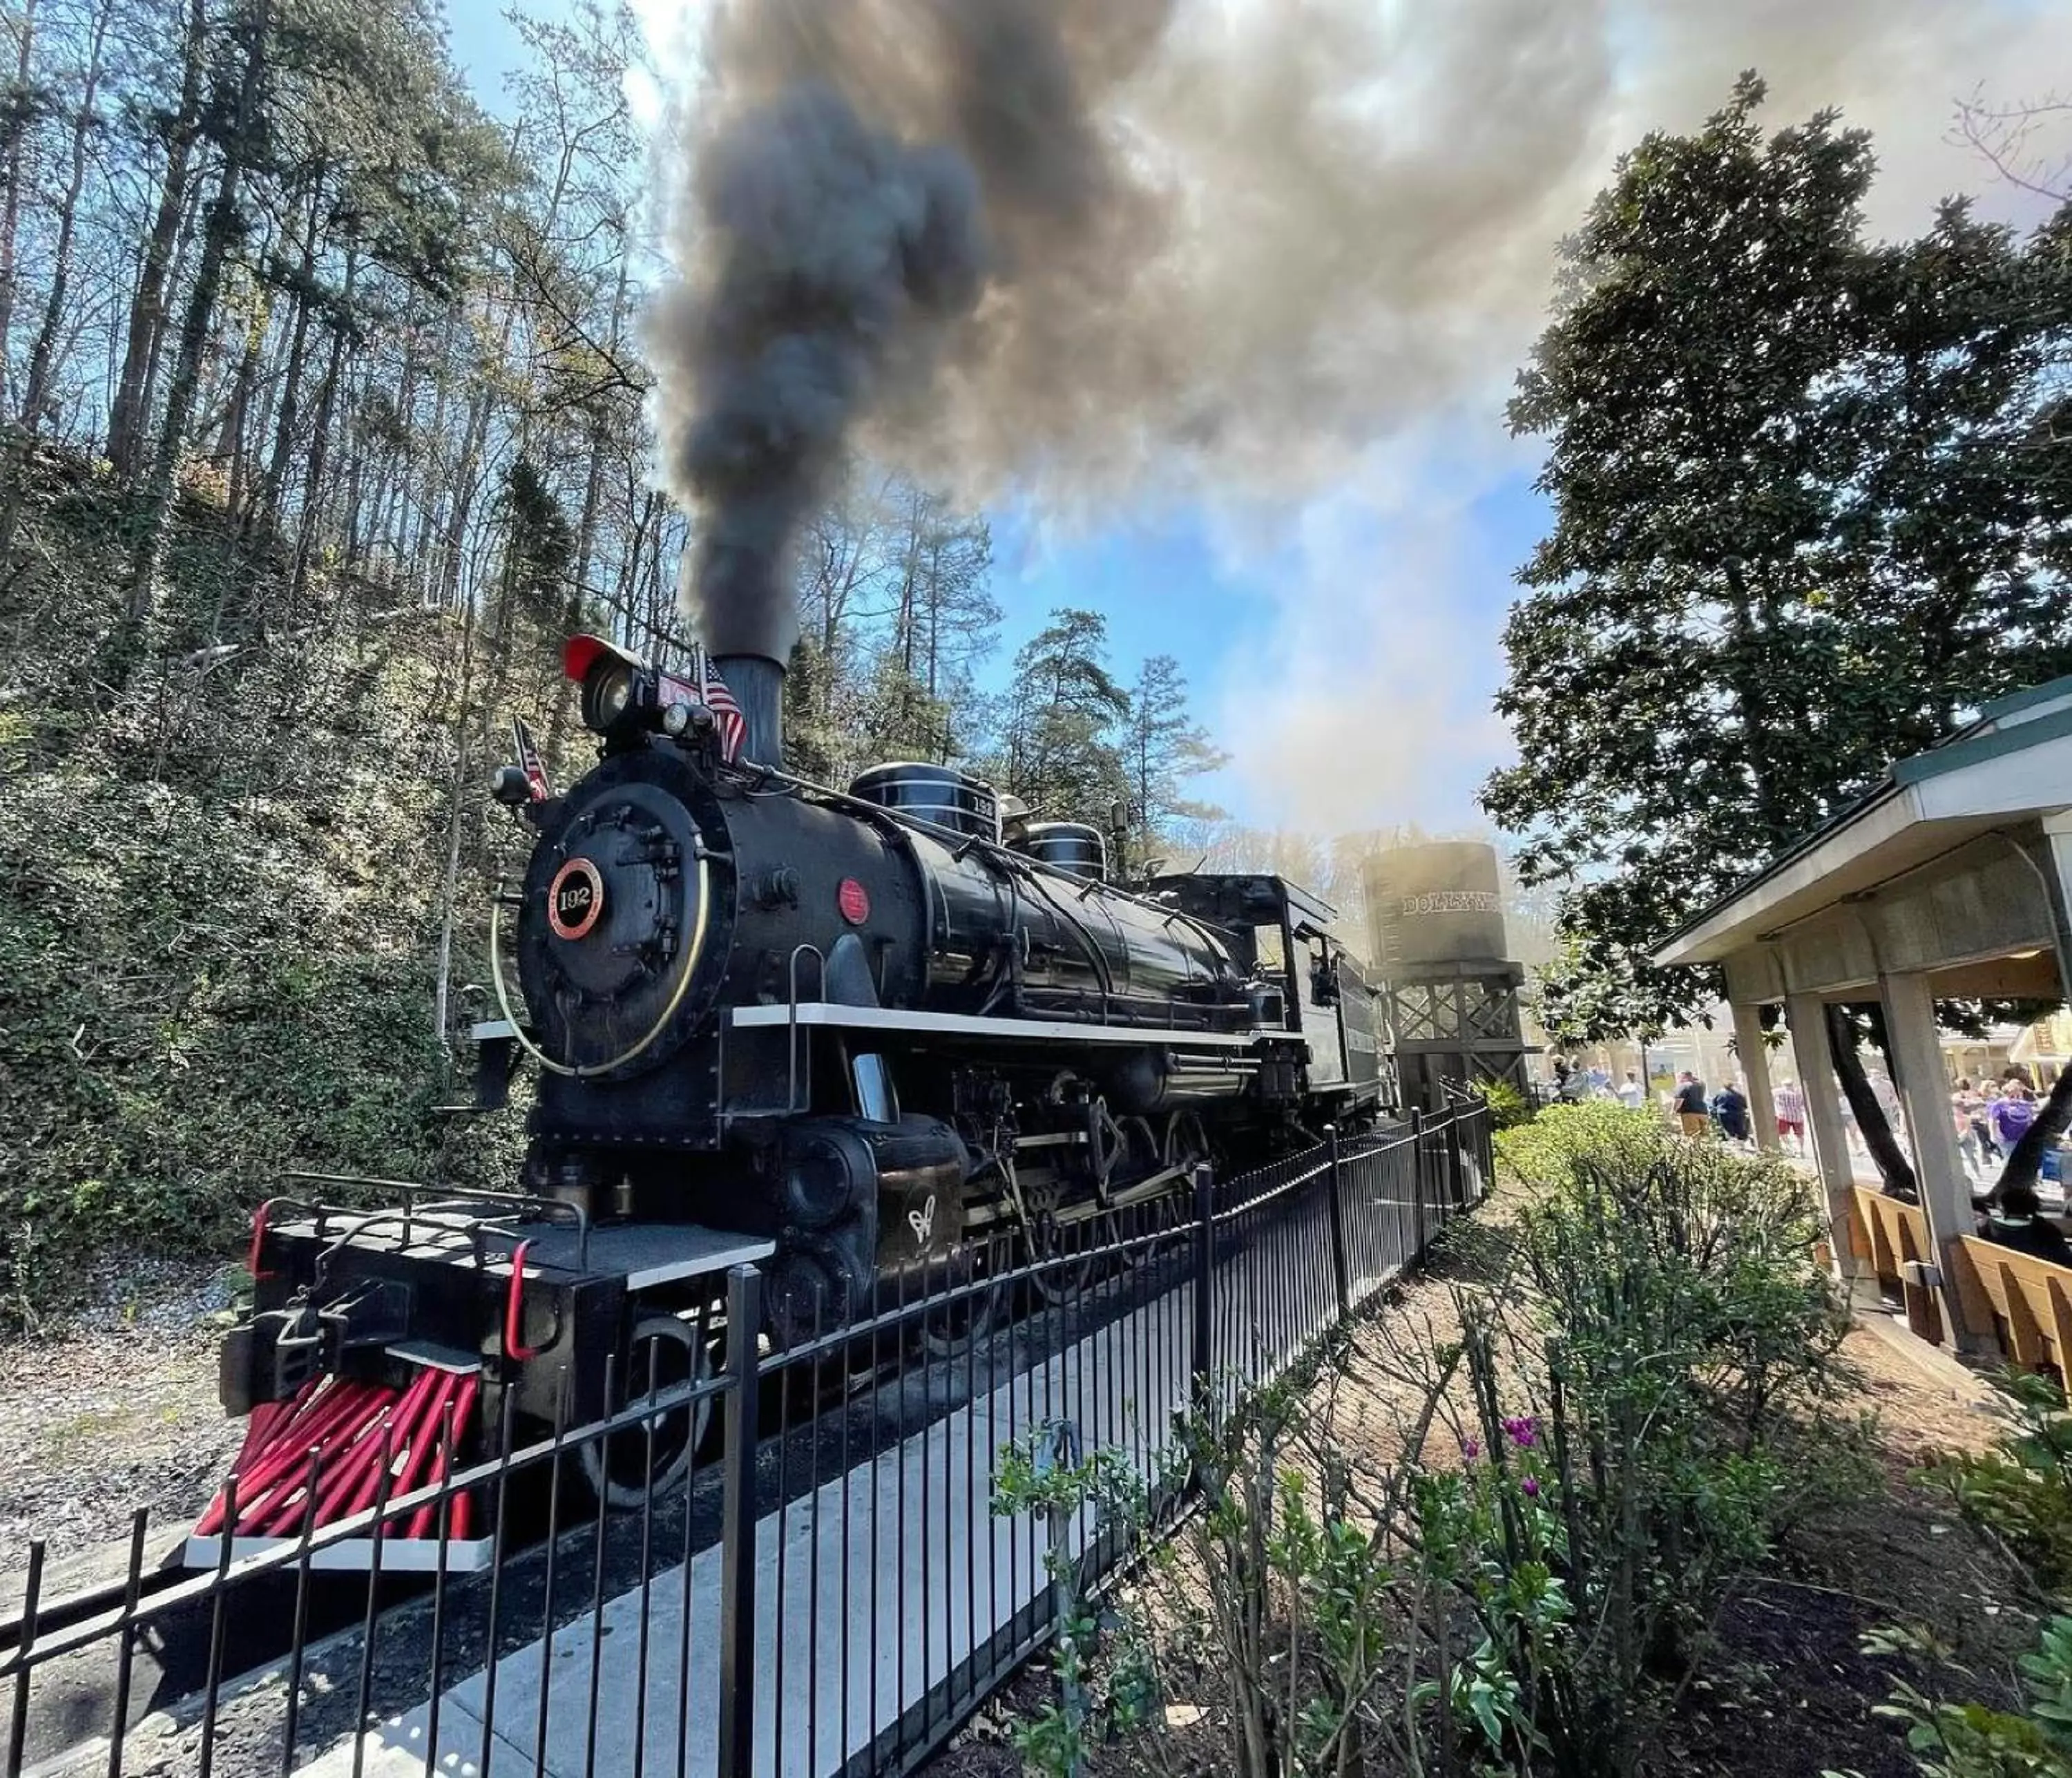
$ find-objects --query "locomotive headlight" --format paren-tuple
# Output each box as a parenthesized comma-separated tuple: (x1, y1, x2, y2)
(562, 633, 660, 741)
(584, 662, 635, 734)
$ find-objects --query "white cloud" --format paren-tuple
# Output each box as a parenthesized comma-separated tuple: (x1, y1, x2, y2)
(1205, 419, 1528, 831)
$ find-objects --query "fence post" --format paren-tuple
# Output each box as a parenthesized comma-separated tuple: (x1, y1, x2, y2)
(1408, 1107, 1428, 1264)
(1323, 1123, 1350, 1319)
(1190, 1163, 1214, 1399)
(717, 1263, 764, 1778)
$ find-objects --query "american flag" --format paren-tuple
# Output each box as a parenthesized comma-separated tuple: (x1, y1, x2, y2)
(511, 716, 551, 800)
(697, 648, 747, 763)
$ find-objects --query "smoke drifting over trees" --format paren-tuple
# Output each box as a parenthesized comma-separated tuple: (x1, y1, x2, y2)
(653, 0, 2069, 841)
(653, 0, 1613, 640)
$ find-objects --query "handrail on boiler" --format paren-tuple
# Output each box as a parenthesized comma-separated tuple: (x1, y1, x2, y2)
(786, 943, 827, 1113)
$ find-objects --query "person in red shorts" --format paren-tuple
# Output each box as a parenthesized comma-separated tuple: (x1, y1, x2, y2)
(1773, 1077, 1807, 1155)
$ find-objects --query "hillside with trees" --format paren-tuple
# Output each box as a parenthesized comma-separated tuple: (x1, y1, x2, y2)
(0, 0, 1226, 1316)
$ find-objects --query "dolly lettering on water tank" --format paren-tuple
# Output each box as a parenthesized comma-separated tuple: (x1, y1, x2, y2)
(1399, 892, 1502, 915)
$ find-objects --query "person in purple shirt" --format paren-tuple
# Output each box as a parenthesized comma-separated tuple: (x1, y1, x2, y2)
(1993, 1082, 2038, 1154)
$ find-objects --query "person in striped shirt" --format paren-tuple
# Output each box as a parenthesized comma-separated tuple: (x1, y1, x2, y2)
(1773, 1078, 1807, 1156)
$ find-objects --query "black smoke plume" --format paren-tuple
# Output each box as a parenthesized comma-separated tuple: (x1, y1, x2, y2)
(653, 0, 1173, 660)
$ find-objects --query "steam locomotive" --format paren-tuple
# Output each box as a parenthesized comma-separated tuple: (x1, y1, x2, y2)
(202, 635, 1394, 1547)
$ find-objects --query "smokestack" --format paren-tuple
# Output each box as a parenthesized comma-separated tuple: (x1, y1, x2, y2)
(714, 652, 784, 767)
(679, 541, 787, 765)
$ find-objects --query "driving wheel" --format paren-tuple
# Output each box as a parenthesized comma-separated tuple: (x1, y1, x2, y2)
(579, 1308, 715, 1511)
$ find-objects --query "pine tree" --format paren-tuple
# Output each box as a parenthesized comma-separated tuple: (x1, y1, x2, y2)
(994, 607, 1131, 828)
(1122, 653, 1227, 868)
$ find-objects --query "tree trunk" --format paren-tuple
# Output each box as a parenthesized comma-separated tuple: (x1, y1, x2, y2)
(108, 0, 207, 479)
(254, 169, 325, 546)
(1826, 1003, 1919, 1201)
(430, 612, 478, 1056)
(117, 0, 269, 678)
(403, 303, 458, 598)
(18, 0, 111, 431)
(0, 0, 41, 421)
(141, 180, 210, 437)
(0, 0, 112, 571)
(437, 268, 524, 615)
(339, 359, 372, 573)
(214, 284, 267, 490)
(544, 423, 610, 754)
(213, 212, 281, 558)
(1993, 1071, 2072, 1204)
(285, 249, 354, 613)
(363, 334, 421, 582)
(437, 380, 492, 609)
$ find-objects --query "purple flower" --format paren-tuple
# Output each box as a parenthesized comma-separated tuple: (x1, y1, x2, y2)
(1520, 1476, 1541, 1499)
(1461, 1437, 1481, 1462)
(1502, 1416, 1539, 1450)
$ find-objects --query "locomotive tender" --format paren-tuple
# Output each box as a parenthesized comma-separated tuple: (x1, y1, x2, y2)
(207, 633, 1394, 1543)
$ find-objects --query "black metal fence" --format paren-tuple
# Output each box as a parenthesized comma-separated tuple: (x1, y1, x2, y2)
(0, 1101, 1493, 1778)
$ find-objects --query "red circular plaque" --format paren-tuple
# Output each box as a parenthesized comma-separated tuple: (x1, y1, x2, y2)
(836, 877, 871, 926)
(548, 856, 606, 940)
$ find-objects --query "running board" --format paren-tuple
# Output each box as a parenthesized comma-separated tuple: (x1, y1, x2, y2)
(181, 1533, 496, 1573)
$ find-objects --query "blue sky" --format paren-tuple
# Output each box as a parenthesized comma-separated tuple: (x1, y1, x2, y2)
(443, 0, 2066, 839)
(988, 461, 1549, 832)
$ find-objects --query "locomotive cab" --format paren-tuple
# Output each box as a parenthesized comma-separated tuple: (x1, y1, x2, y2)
(1146, 871, 1394, 1122)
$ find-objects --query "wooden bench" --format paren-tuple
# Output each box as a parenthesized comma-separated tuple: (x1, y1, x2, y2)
(1852, 1186, 1944, 1344)
(1955, 1238, 2072, 1400)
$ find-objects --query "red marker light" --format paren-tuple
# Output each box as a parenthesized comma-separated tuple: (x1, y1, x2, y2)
(562, 633, 611, 682)
(561, 632, 643, 683)
(837, 878, 870, 924)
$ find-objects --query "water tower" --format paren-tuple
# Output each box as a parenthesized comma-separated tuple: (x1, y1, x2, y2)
(1363, 843, 1533, 1111)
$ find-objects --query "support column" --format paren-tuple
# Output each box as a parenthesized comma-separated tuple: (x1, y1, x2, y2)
(1731, 1000, 1778, 1153)
(2041, 812, 2072, 1002)
(1785, 993, 1871, 1292)
(1879, 968, 1979, 1349)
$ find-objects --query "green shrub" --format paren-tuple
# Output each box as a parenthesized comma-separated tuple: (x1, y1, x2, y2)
(1405, 1138, 1852, 1774)
(1495, 1099, 1666, 1188)
(992, 1368, 1437, 1778)
(0, 497, 546, 1317)
(1834, 1616, 2072, 1777)
(990, 1058, 1864, 1778)
(1926, 1370, 2072, 1594)
(991, 1431, 1162, 1777)
(1477, 1078, 1534, 1130)
(1519, 1143, 1846, 1444)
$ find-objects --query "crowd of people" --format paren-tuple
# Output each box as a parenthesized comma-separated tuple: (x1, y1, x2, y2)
(1547, 1056, 1760, 1144)
(1546, 1056, 2056, 1168)
(1542, 1054, 2072, 1269)
(1951, 1076, 2042, 1179)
